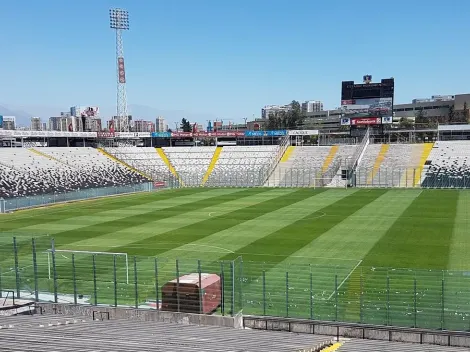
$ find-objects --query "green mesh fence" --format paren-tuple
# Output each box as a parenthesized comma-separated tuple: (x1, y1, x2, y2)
(2, 236, 470, 331)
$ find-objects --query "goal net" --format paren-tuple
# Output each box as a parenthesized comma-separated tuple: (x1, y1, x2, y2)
(45, 249, 129, 284)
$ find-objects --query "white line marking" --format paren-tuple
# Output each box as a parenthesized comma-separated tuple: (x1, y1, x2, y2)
(327, 259, 363, 301)
(175, 243, 234, 253)
(61, 254, 69, 260)
(208, 212, 215, 217)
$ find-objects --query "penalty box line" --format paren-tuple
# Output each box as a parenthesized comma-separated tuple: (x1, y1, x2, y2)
(327, 259, 363, 301)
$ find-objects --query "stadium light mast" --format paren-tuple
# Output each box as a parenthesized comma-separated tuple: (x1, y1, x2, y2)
(109, 8, 130, 132)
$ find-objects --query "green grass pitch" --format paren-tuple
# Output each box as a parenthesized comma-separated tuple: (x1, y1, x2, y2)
(1, 187, 470, 330)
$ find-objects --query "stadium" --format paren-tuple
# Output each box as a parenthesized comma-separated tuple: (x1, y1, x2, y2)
(2, 77, 470, 351)
(1, 4, 470, 352)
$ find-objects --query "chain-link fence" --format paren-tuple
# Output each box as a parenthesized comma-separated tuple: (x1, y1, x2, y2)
(2, 236, 470, 331)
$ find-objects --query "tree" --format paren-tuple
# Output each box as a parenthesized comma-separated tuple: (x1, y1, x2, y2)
(414, 109, 428, 127)
(180, 118, 192, 132)
(399, 117, 413, 129)
(463, 102, 470, 123)
(447, 105, 455, 123)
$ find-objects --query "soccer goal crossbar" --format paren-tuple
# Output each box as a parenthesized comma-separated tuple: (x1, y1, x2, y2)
(45, 249, 129, 284)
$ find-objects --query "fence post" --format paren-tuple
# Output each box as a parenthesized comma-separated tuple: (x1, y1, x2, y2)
(113, 255, 117, 307)
(310, 269, 313, 320)
(285, 271, 289, 317)
(335, 274, 338, 321)
(72, 254, 77, 305)
(134, 256, 138, 309)
(92, 254, 97, 305)
(360, 268, 364, 323)
(230, 261, 235, 316)
(441, 277, 445, 330)
(262, 270, 266, 316)
(154, 258, 159, 311)
(220, 261, 225, 316)
(32, 238, 39, 302)
(176, 259, 180, 313)
(197, 260, 202, 314)
(414, 278, 417, 328)
(51, 239, 58, 304)
(12, 237, 20, 298)
(239, 258, 244, 312)
(386, 276, 390, 325)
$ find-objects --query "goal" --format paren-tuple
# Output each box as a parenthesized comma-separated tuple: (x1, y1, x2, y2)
(45, 249, 129, 284)
(310, 177, 348, 189)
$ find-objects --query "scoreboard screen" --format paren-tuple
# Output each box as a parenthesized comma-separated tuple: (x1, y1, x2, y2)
(341, 78, 394, 101)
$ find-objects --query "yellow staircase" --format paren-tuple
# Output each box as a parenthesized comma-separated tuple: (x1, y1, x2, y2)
(97, 148, 153, 180)
(29, 148, 64, 164)
(321, 145, 339, 173)
(201, 146, 222, 185)
(367, 144, 390, 184)
(156, 148, 185, 186)
(280, 146, 295, 162)
(319, 342, 343, 352)
(413, 142, 434, 187)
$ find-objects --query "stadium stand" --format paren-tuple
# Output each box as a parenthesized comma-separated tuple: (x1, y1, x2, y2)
(267, 145, 355, 187)
(0, 148, 149, 198)
(0, 314, 333, 352)
(163, 146, 216, 186)
(337, 338, 468, 351)
(105, 146, 175, 182)
(356, 143, 426, 187)
(420, 141, 470, 188)
(205, 145, 280, 187)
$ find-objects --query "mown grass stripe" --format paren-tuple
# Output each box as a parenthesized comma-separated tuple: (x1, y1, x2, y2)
(222, 189, 387, 268)
(361, 190, 459, 269)
(447, 191, 470, 270)
(112, 188, 328, 256)
(148, 189, 357, 261)
(0, 188, 211, 232)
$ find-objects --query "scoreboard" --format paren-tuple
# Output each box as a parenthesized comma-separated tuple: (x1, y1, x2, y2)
(341, 78, 394, 101)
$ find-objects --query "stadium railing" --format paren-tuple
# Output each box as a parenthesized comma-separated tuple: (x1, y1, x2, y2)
(1, 182, 159, 213)
(2, 236, 470, 332)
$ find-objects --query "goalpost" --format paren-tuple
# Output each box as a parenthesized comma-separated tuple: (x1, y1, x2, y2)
(45, 249, 129, 284)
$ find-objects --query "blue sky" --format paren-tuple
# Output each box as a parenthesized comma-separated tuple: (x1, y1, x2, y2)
(1, 0, 469, 123)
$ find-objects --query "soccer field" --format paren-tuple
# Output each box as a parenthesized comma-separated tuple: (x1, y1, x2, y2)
(0, 187, 470, 330)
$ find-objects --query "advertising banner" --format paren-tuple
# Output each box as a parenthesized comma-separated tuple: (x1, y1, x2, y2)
(382, 116, 393, 124)
(115, 132, 150, 138)
(350, 117, 382, 125)
(97, 131, 115, 138)
(151, 132, 171, 138)
(153, 181, 166, 188)
(288, 130, 319, 136)
(171, 131, 193, 138)
(0, 130, 98, 138)
(244, 130, 287, 137)
(195, 131, 245, 138)
(340, 117, 351, 126)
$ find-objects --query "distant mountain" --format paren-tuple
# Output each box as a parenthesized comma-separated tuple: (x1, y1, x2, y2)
(0, 105, 34, 126)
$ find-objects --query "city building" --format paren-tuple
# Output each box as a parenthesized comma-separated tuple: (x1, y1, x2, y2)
(42, 122, 47, 131)
(48, 116, 60, 131)
(30, 117, 42, 131)
(133, 120, 155, 132)
(261, 104, 292, 119)
(301, 100, 323, 113)
(156, 116, 167, 132)
(2, 116, 16, 130)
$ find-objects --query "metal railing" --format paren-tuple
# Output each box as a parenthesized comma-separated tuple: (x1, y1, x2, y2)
(0, 183, 157, 213)
(1, 236, 470, 331)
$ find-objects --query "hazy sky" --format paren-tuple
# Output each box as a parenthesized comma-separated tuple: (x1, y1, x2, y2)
(1, 0, 469, 123)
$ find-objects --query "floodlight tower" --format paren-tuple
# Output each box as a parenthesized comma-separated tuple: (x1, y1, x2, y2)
(109, 8, 130, 132)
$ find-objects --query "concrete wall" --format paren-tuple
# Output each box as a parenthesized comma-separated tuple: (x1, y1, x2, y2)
(243, 316, 470, 348)
(37, 303, 241, 329)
